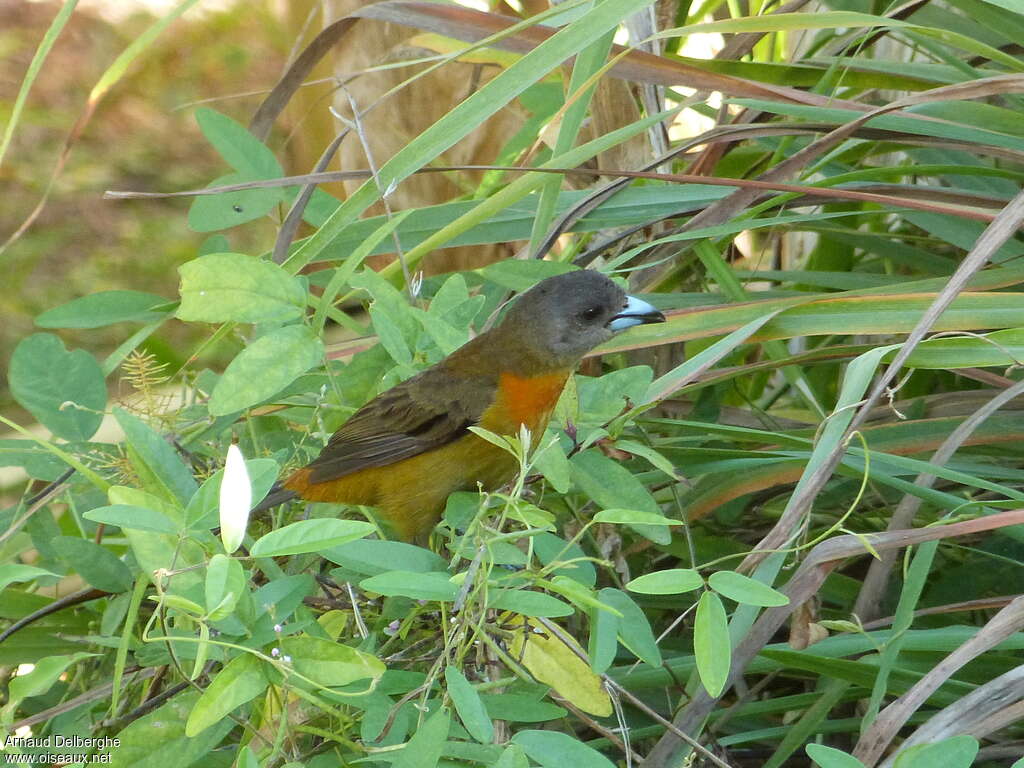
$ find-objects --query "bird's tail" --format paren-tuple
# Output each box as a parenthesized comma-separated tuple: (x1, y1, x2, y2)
(252, 482, 298, 515)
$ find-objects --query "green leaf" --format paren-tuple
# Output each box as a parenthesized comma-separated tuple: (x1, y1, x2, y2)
(626, 569, 704, 595)
(177, 253, 306, 324)
(0, 438, 66, 479)
(0, 564, 59, 592)
(52, 536, 133, 593)
(571, 449, 669, 544)
(360, 571, 458, 602)
(250, 519, 375, 557)
(321, 539, 448, 577)
(694, 591, 730, 697)
(112, 689, 236, 768)
(445, 665, 494, 744)
(209, 324, 324, 416)
(281, 636, 385, 687)
(588, 595, 619, 675)
(83, 504, 179, 534)
(492, 745, 530, 768)
(481, 694, 567, 723)
(393, 710, 450, 768)
(533, 532, 597, 588)
(205, 554, 245, 621)
(188, 172, 284, 232)
(593, 508, 680, 526)
(805, 744, 867, 768)
(893, 735, 979, 768)
(8, 333, 106, 441)
(114, 407, 197, 504)
(512, 730, 616, 768)
(708, 571, 790, 607)
(7, 652, 96, 708)
(598, 587, 662, 667)
(185, 654, 268, 736)
(35, 290, 169, 329)
(489, 589, 574, 617)
(195, 108, 282, 178)
(189, 108, 286, 232)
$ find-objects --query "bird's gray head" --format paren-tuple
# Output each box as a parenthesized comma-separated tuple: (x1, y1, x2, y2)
(500, 270, 665, 369)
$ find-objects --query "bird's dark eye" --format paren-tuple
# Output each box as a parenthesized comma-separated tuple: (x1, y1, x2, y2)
(581, 306, 602, 321)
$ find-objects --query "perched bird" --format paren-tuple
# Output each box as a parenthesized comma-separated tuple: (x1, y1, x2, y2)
(256, 270, 665, 541)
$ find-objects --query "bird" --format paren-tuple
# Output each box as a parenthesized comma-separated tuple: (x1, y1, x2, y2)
(254, 270, 665, 542)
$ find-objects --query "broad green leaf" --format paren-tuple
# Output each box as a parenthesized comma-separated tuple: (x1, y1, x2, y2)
(205, 554, 245, 621)
(281, 636, 385, 687)
(598, 587, 662, 667)
(52, 536, 133, 593)
(694, 591, 730, 697)
(392, 710, 450, 768)
(709, 571, 790, 607)
(35, 290, 169, 329)
(185, 654, 268, 736)
(115, 407, 197, 504)
(481, 694, 567, 723)
(250, 519, 375, 557)
(0, 564, 59, 592)
(512, 730, 615, 768)
(593, 509, 680, 526)
(492, 745, 530, 768)
(626, 569, 704, 595)
(7, 652, 96, 709)
(533, 532, 597, 587)
(112, 689, 235, 768)
(506, 615, 611, 717)
(489, 589, 574, 617)
(83, 504, 178, 534)
(360, 571, 458, 602)
(531, 432, 572, 493)
(208, 324, 324, 416)
(9, 333, 106, 441)
(445, 665, 494, 744)
(0, 439, 66, 480)
(321, 539, 448, 577)
(893, 735, 979, 768)
(195, 107, 282, 178)
(177, 253, 306, 324)
(571, 449, 669, 544)
(588, 596, 619, 675)
(189, 108, 286, 231)
(806, 744, 866, 768)
(188, 172, 284, 231)
(576, 366, 653, 426)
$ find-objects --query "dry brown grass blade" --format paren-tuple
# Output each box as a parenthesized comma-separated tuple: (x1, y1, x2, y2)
(248, 0, 869, 144)
(103, 164, 1010, 224)
(640, 74, 1024, 289)
(853, 378, 1024, 623)
(855, 596, 1024, 765)
(638, 508, 1024, 768)
(878, 667, 1024, 767)
(735, 188, 1024, 578)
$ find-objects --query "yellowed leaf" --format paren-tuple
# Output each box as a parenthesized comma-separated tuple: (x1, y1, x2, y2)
(506, 615, 612, 717)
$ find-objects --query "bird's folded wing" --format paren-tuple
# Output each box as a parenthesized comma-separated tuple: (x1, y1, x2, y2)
(306, 366, 496, 483)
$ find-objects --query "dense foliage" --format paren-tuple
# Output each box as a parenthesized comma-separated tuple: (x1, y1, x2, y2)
(3, 1, 1024, 767)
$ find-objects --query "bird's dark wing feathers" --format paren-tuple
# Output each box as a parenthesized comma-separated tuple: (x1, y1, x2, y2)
(306, 365, 496, 483)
